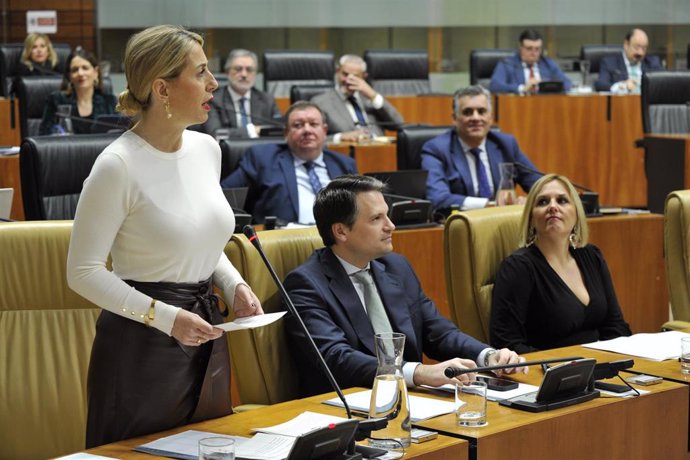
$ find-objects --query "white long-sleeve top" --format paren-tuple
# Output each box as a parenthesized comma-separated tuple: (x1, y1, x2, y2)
(67, 129, 245, 336)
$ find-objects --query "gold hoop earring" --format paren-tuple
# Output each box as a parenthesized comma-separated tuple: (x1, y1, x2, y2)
(527, 226, 537, 246)
(164, 100, 172, 119)
(569, 226, 579, 249)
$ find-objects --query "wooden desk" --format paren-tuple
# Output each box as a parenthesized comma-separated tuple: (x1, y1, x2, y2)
(0, 98, 21, 146)
(0, 155, 23, 220)
(413, 347, 688, 460)
(393, 213, 668, 333)
(329, 142, 397, 173)
(495, 94, 645, 208)
(85, 396, 468, 459)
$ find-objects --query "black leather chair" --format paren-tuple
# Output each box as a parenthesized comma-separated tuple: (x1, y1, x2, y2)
(289, 84, 334, 104)
(219, 137, 283, 180)
(15, 75, 114, 139)
(577, 44, 623, 77)
(641, 71, 690, 134)
(469, 49, 515, 88)
(19, 133, 120, 220)
(363, 49, 430, 96)
(396, 125, 452, 170)
(0, 43, 70, 97)
(14, 75, 63, 138)
(263, 50, 334, 98)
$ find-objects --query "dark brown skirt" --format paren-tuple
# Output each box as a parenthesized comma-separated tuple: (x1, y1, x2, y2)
(85, 278, 232, 448)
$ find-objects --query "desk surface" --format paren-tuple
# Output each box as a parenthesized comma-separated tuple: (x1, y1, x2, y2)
(412, 346, 688, 460)
(85, 396, 468, 460)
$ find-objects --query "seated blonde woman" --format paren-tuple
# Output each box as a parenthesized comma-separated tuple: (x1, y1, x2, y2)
(490, 173, 631, 354)
(17, 32, 60, 76)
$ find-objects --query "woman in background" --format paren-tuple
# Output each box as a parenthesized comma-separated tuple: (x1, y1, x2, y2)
(490, 174, 631, 354)
(38, 47, 116, 134)
(67, 25, 263, 447)
(17, 32, 60, 76)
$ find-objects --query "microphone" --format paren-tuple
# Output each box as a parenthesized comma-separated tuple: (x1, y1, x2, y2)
(444, 356, 583, 378)
(511, 161, 594, 193)
(53, 112, 131, 132)
(241, 225, 353, 419)
(511, 161, 600, 216)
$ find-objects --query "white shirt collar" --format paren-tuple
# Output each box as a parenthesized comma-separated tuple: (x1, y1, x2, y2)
(334, 252, 371, 275)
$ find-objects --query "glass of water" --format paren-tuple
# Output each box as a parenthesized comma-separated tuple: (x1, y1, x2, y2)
(455, 380, 488, 427)
(681, 338, 690, 375)
(199, 437, 235, 460)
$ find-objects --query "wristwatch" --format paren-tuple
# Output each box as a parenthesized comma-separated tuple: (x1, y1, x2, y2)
(484, 349, 498, 367)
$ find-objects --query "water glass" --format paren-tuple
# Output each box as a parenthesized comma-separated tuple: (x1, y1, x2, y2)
(456, 380, 488, 427)
(681, 337, 690, 375)
(199, 437, 235, 460)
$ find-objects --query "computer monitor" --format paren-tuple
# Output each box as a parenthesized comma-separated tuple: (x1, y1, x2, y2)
(0, 188, 13, 221)
(222, 187, 248, 212)
(366, 170, 428, 199)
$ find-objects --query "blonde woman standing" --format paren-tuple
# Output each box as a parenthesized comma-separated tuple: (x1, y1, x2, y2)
(67, 25, 263, 447)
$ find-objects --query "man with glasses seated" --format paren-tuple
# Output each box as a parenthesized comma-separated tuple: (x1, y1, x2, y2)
(221, 101, 357, 225)
(595, 28, 662, 94)
(489, 29, 572, 95)
(202, 49, 282, 138)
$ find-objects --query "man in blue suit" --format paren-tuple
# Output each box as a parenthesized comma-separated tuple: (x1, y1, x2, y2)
(595, 29, 662, 94)
(284, 175, 526, 397)
(221, 101, 357, 224)
(490, 29, 572, 94)
(421, 86, 542, 211)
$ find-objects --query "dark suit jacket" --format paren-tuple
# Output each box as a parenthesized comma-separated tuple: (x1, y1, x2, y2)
(202, 86, 281, 138)
(38, 90, 117, 135)
(489, 54, 572, 94)
(311, 89, 404, 137)
(284, 247, 488, 397)
(421, 129, 542, 209)
(594, 52, 662, 92)
(220, 143, 357, 224)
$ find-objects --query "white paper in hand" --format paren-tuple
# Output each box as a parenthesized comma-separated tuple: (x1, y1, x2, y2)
(215, 311, 287, 332)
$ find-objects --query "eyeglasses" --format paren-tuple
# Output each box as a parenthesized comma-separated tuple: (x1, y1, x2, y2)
(229, 65, 256, 74)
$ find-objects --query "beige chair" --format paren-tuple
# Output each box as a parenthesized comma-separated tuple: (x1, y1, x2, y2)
(663, 190, 690, 330)
(444, 206, 523, 344)
(0, 221, 100, 460)
(225, 227, 324, 405)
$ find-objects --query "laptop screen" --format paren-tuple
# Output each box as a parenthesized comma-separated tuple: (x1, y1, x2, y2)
(0, 188, 14, 220)
(366, 170, 428, 199)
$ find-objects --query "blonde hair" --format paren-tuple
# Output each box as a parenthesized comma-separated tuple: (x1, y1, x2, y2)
(20, 33, 58, 70)
(518, 173, 589, 247)
(117, 25, 203, 118)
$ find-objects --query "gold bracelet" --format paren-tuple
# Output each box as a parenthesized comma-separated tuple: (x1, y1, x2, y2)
(143, 299, 156, 327)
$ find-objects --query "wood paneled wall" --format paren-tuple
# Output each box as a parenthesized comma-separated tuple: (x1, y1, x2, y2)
(4, 0, 95, 53)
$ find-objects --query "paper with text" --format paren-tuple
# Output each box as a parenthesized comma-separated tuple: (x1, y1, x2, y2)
(323, 390, 456, 422)
(216, 311, 287, 332)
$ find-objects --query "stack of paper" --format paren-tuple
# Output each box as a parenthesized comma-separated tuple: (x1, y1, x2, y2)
(323, 390, 456, 422)
(425, 381, 539, 402)
(134, 412, 353, 460)
(583, 330, 690, 361)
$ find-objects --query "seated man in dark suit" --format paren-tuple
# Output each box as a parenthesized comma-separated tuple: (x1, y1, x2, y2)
(284, 175, 526, 397)
(202, 49, 281, 138)
(311, 54, 404, 143)
(421, 85, 541, 211)
(595, 28, 662, 94)
(489, 29, 572, 94)
(221, 101, 357, 224)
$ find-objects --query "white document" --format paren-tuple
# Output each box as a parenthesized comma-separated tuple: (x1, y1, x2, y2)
(425, 381, 539, 402)
(216, 311, 287, 332)
(582, 330, 690, 361)
(323, 390, 456, 422)
(134, 429, 293, 460)
(254, 411, 350, 437)
(55, 454, 117, 460)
